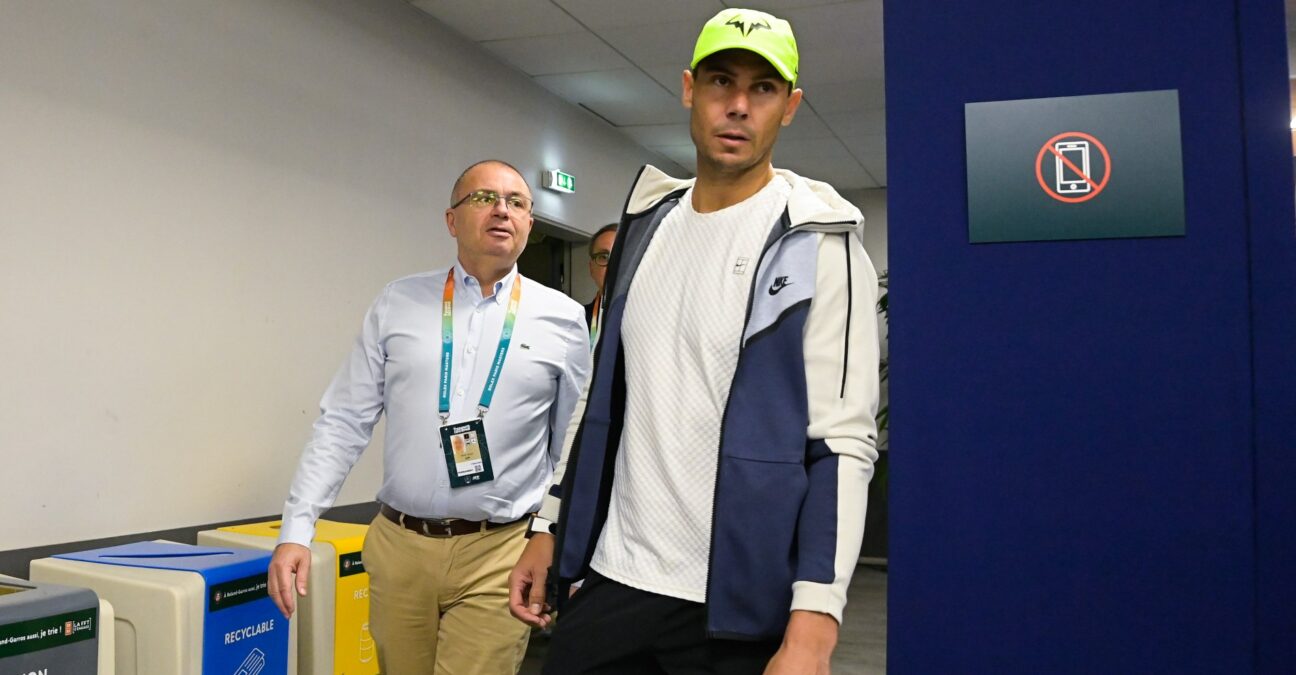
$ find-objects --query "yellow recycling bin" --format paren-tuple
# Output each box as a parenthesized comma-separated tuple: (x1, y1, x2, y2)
(198, 520, 375, 675)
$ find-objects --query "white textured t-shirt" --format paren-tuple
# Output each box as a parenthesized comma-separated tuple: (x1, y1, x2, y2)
(590, 176, 792, 602)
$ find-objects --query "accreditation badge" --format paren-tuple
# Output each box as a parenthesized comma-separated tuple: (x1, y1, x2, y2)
(439, 418, 495, 488)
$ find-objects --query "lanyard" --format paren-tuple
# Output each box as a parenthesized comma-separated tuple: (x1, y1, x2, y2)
(589, 293, 601, 347)
(439, 269, 522, 422)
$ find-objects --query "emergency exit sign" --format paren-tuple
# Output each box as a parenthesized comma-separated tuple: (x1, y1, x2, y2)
(543, 170, 576, 194)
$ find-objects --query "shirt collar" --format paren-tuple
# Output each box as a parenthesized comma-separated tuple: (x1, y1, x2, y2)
(453, 260, 518, 306)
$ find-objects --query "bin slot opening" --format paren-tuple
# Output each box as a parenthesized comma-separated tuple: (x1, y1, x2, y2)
(102, 552, 234, 559)
(0, 583, 31, 596)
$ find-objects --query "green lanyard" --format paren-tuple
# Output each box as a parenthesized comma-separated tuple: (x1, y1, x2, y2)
(438, 270, 522, 423)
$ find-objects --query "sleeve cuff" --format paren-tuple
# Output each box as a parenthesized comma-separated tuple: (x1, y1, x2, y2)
(528, 515, 556, 537)
(276, 509, 317, 548)
(790, 580, 846, 625)
(537, 493, 562, 523)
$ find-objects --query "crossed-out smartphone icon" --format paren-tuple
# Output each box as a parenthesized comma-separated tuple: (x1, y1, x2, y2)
(1054, 140, 1092, 194)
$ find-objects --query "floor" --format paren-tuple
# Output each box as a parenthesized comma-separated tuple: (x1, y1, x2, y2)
(519, 565, 887, 674)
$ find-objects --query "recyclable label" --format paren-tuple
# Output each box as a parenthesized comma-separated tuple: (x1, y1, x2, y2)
(0, 607, 96, 658)
(210, 573, 270, 612)
(338, 551, 366, 578)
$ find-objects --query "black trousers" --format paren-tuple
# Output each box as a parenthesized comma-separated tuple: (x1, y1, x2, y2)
(541, 571, 782, 675)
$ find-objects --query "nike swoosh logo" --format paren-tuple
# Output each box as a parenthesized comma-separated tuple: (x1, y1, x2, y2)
(768, 277, 792, 295)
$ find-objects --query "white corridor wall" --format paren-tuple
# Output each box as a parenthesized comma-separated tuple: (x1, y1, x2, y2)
(0, 0, 683, 549)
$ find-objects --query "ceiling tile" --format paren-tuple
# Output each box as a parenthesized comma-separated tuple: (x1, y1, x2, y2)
(853, 133, 885, 154)
(642, 61, 688, 96)
(781, 106, 835, 141)
(409, 0, 583, 41)
(480, 31, 631, 75)
(783, 1, 884, 84)
(619, 123, 692, 147)
(800, 43, 885, 83)
(780, 1, 883, 37)
(534, 69, 685, 126)
(730, 0, 865, 9)
(598, 20, 699, 65)
(843, 133, 886, 169)
(801, 77, 885, 112)
(555, 0, 726, 30)
(773, 138, 874, 189)
(862, 160, 887, 186)
(820, 109, 885, 142)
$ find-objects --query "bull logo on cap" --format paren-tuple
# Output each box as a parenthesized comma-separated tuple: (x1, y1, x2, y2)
(725, 16, 771, 37)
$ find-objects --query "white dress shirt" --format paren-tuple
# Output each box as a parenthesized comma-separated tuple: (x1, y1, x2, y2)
(278, 262, 591, 547)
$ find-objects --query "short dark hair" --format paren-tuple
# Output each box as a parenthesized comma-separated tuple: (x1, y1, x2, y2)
(450, 159, 529, 204)
(588, 223, 618, 258)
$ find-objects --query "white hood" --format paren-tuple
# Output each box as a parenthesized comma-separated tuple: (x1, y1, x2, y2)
(624, 164, 864, 237)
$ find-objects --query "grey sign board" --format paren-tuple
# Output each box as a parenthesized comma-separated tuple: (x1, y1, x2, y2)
(965, 89, 1185, 243)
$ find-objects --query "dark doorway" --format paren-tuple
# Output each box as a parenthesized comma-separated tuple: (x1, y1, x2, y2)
(516, 218, 574, 294)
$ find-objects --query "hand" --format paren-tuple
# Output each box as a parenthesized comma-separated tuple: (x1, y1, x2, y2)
(266, 543, 311, 619)
(508, 533, 554, 629)
(763, 610, 838, 675)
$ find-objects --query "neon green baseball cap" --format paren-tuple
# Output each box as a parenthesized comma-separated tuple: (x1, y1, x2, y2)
(691, 8, 799, 85)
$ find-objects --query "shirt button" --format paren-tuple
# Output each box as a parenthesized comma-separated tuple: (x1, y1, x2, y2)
(475, 307, 483, 314)
(456, 388, 465, 396)
(467, 345, 476, 354)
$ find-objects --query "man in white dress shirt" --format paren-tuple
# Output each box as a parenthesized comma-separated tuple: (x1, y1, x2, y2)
(268, 159, 591, 674)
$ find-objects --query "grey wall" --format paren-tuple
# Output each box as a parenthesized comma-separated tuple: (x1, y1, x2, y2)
(0, 0, 682, 551)
(843, 188, 889, 275)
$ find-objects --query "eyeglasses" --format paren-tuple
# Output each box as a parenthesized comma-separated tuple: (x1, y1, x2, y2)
(451, 189, 533, 214)
(590, 252, 611, 267)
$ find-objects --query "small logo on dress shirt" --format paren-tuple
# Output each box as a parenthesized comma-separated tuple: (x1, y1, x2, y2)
(520, 343, 531, 350)
(733, 257, 750, 275)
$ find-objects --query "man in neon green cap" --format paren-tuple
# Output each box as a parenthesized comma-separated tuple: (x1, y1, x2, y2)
(511, 7, 881, 674)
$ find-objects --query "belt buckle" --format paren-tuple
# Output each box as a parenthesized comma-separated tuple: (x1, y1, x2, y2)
(420, 519, 453, 538)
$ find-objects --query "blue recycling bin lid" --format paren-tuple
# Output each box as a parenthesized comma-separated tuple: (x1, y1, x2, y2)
(54, 542, 270, 588)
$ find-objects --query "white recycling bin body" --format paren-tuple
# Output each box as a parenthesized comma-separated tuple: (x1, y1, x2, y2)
(30, 541, 294, 675)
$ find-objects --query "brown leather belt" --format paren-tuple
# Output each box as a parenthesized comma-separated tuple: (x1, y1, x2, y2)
(380, 503, 522, 538)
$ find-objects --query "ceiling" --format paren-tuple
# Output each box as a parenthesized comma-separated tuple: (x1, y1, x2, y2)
(410, 1, 1296, 184)
(408, 0, 886, 189)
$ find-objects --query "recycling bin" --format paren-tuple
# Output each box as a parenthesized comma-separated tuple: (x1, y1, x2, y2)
(30, 541, 295, 675)
(0, 573, 114, 674)
(199, 520, 375, 675)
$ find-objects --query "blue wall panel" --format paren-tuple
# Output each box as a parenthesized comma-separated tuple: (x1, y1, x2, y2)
(885, 1, 1293, 671)
(1237, 0, 1296, 670)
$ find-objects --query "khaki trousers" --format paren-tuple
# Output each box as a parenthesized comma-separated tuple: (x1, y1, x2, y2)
(362, 513, 531, 675)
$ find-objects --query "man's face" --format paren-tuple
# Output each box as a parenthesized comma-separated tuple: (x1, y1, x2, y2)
(444, 162, 533, 266)
(588, 230, 616, 293)
(682, 50, 803, 177)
